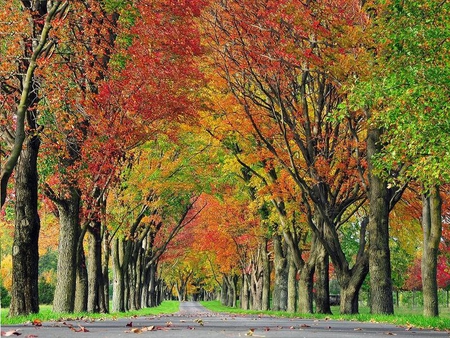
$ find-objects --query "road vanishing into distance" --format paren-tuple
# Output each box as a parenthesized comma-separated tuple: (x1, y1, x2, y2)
(2, 301, 449, 338)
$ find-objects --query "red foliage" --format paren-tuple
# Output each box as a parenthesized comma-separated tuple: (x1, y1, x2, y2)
(404, 254, 450, 291)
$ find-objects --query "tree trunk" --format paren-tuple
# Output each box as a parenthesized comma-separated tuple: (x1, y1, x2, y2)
(272, 233, 288, 311)
(220, 275, 228, 306)
(287, 250, 297, 313)
(314, 241, 331, 314)
(241, 273, 250, 310)
(112, 237, 125, 312)
(74, 232, 88, 313)
(9, 136, 40, 316)
(250, 258, 263, 310)
(228, 275, 238, 307)
(52, 189, 80, 313)
(261, 239, 271, 311)
(367, 122, 394, 314)
(87, 223, 107, 313)
(148, 263, 157, 307)
(337, 253, 368, 315)
(102, 228, 110, 313)
(297, 258, 315, 314)
(421, 185, 442, 317)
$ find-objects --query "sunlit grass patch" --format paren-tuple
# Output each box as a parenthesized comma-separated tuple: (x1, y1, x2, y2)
(200, 301, 450, 330)
(1, 301, 179, 325)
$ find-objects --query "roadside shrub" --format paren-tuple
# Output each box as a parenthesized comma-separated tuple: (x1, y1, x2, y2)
(39, 278, 55, 305)
(1, 283, 11, 307)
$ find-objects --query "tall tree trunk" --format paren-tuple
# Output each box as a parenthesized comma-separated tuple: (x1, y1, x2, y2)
(337, 258, 368, 314)
(74, 231, 88, 313)
(112, 237, 125, 312)
(367, 123, 394, 314)
(297, 254, 315, 314)
(228, 275, 238, 307)
(272, 233, 288, 311)
(287, 250, 297, 313)
(52, 189, 80, 313)
(314, 241, 331, 314)
(148, 263, 157, 307)
(9, 136, 40, 316)
(102, 227, 110, 313)
(87, 223, 107, 313)
(241, 273, 250, 310)
(220, 275, 228, 306)
(422, 185, 442, 317)
(261, 239, 270, 311)
(250, 257, 263, 310)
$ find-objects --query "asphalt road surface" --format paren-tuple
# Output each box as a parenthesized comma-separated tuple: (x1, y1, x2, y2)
(2, 301, 449, 338)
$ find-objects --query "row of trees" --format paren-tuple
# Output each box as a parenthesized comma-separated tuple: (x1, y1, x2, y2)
(1, 0, 449, 318)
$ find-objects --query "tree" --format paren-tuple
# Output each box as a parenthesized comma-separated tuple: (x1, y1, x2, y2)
(0, 0, 67, 208)
(204, 0, 371, 314)
(354, 0, 450, 316)
(0, 0, 69, 317)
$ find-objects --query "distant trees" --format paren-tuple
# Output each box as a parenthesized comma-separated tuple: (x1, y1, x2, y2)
(1, 0, 449, 319)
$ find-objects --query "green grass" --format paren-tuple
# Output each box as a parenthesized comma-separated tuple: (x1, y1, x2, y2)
(200, 301, 450, 331)
(3, 300, 450, 330)
(1, 301, 179, 325)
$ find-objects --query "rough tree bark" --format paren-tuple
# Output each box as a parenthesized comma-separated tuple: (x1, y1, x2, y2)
(261, 239, 271, 311)
(86, 222, 107, 313)
(367, 122, 394, 314)
(287, 250, 297, 312)
(9, 136, 40, 316)
(52, 189, 81, 313)
(272, 233, 288, 311)
(314, 241, 331, 314)
(74, 229, 88, 313)
(112, 237, 125, 312)
(421, 185, 442, 317)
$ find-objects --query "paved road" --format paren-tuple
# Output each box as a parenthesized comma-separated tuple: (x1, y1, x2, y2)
(2, 301, 449, 337)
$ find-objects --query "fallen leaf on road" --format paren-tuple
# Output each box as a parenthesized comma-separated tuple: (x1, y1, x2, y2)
(1, 330, 21, 337)
(354, 327, 362, 331)
(32, 319, 42, 327)
(300, 324, 310, 328)
(141, 326, 156, 332)
(246, 328, 255, 336)
(126, 322, 133, 327)
(384, 332, 397, 336)
(194, 318, 204, 326)
(25, 335, 38, 338)
(72, 325, 89, 332)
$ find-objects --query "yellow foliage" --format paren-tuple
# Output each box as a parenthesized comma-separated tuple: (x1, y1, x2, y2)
(41, 270, 57, 285)
(1, 254, 12, 291)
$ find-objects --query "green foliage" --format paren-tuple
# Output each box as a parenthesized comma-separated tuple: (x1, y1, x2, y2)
(38, 278, 55, 305)
(38, 249, 58, 274)
(38, 249, 57, 304)
(0, 283, 11, 307)
(352, 0, 450, 188)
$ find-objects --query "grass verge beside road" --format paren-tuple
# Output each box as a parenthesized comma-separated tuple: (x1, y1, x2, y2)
(1, 300, 179, 326)
(200, 301, 450, 331)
